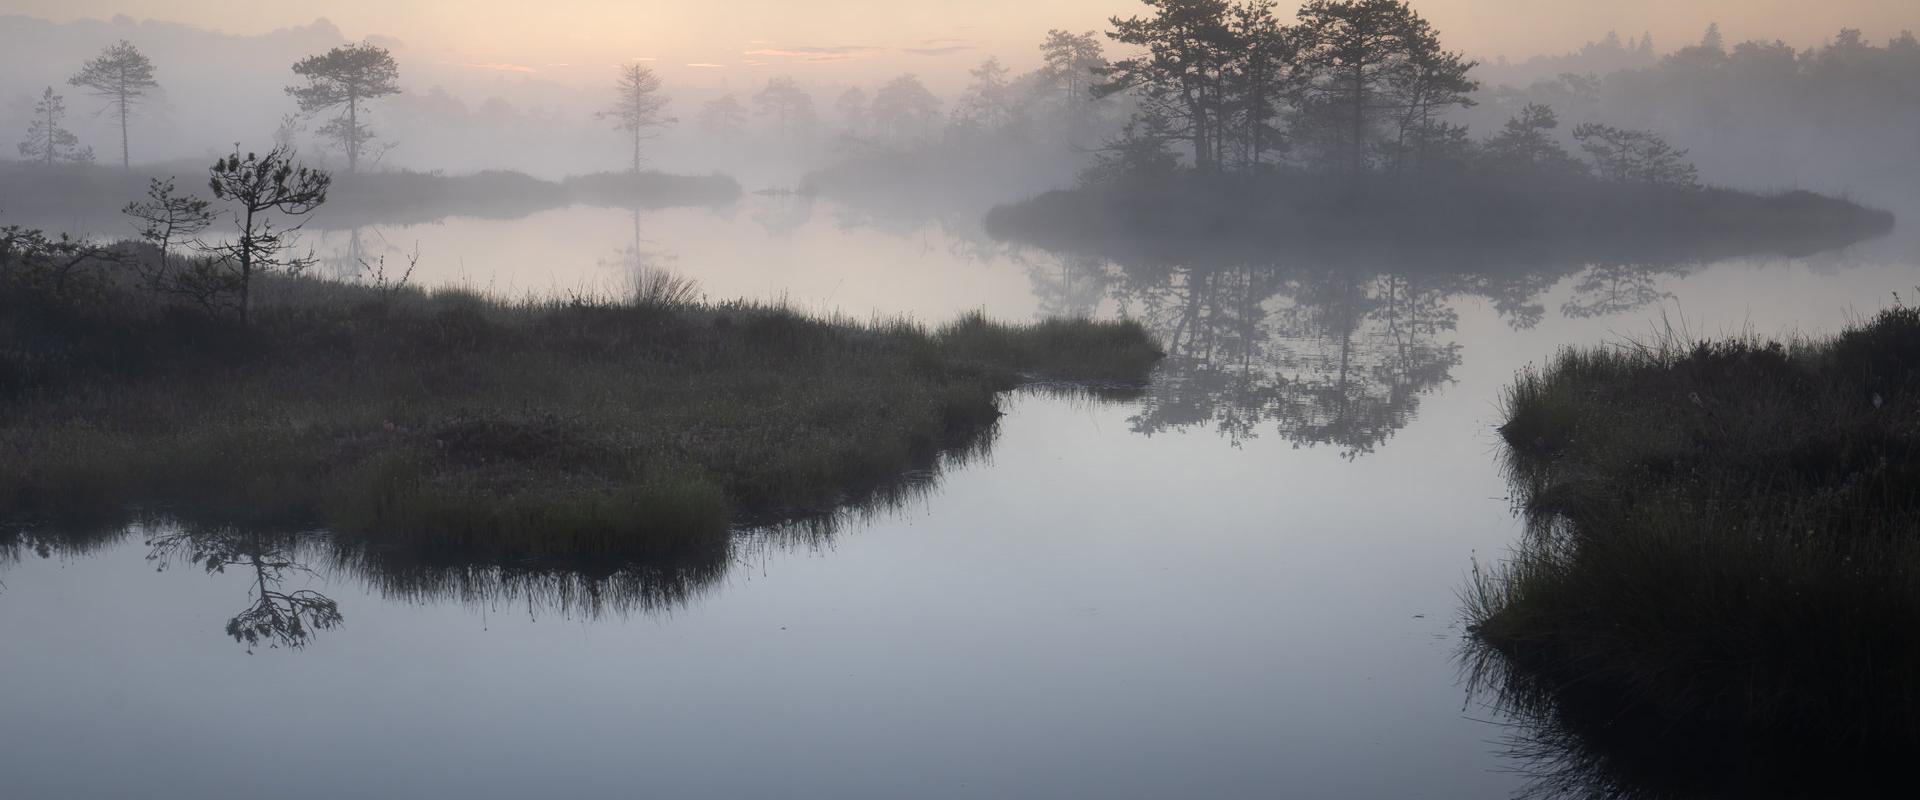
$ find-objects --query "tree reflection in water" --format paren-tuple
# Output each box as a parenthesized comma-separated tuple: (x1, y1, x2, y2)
(143, 526, 342, 653)
(0, 400, 1008, 648)
(1019, 244, 1721, 455)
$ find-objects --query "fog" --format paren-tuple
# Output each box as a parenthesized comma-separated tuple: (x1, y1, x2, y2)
(4, 3, 1920, 799)
(2, 2, 1916, 198)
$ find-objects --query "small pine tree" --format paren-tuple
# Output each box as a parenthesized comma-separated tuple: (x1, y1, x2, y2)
(17, 87, 94, 165)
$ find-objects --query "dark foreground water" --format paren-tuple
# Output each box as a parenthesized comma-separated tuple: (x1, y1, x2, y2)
(2, 197, 1914, 798)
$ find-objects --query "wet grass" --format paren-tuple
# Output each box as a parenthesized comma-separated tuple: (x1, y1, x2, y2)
(1465, 306, 1920, 797)
(0, 268, 1161, 569)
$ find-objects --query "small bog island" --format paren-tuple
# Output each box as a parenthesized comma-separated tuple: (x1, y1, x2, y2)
(0, 166, 1162, 568)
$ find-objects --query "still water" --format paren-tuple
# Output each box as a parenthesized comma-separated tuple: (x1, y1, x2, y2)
(2, 196, 1914, 798)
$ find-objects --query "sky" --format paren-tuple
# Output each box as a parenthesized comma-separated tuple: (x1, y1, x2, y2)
(8, 0, 1919, 90)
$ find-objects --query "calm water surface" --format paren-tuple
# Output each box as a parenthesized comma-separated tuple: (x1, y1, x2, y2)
(2, 197, 1914, 798)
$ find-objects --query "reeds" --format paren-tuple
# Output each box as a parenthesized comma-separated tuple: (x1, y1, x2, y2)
(1465, 305, 1920, 796)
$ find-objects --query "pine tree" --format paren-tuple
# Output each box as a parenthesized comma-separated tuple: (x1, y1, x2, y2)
(69, 40, 159, 170)
(17, 87, 94, 165)
(597, 65, 675, 172)
(286, 43, 401, 172)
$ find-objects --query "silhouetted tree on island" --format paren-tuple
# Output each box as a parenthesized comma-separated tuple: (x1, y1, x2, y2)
(286, 43, 401, 173)
(16, 87, 93, 165)
(598, 64, 675, 172)
(68, 40, 159, 171)
(1481, 102, 1581, 175)
(1572, 123, 1699, 188)
(1095, 0, 1472, 178)
(1101, 0, 1238, 173)
(1292, 0, 1464, 177)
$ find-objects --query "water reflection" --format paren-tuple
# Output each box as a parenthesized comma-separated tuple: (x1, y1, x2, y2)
(145, 527, 342, 653)
(1012, 228, 1884, 455)
(0, 406, 1008, 648)
(600, 207, 678, 290)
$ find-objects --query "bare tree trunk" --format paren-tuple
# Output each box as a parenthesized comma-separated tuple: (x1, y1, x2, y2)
(240, 206, 255, 325)
(119, 91, 130, 170)
(346, 93, 360, 173)
(1350, 64, 1365, 177)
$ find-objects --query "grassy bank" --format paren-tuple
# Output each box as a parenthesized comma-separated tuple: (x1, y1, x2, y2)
(0, 262, 1159, 569)
(0, 160, 742, 230)
(985, 172, 1895, 259)
(1466, 307, 1920, 796)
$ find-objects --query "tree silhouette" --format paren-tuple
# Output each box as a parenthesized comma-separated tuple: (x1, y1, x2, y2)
(1102, 0, 1237, 172)
(203, 145, 331, 323)
(753, 76, 817, 141)
(698, 93, 748, 139)
(1038, 30, 1109, 138)
(1292, 0, 1434, 177)
(1482, 103, 1582, 174)
(16, 87, 93, 165)
(832, 86, 870, 136)
(286, 43, 401, 172)
(1572, 123, 1699, 188)
(598, 64, 675, 172)
(871, 74, 943, 143)
(68, 40, 159, 170)
(953, 58, 1017, 132)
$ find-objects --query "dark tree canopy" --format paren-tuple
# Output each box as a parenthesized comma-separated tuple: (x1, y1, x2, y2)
(285, 43, 401, 172)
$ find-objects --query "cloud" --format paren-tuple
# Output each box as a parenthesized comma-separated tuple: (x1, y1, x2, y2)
(464, 62, 536, 73)
(900, 46, 975, 56)
(685, 62, 726, 68)
(631, 56, 657, 62)
(918, 37, 970, 46)
(743, 45, 885, 58)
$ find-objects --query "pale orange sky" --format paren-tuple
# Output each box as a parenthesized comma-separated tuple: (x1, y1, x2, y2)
(9, 0, 1918, 88)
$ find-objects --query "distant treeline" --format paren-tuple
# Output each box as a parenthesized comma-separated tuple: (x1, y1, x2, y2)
(0, 159, 741, 230)
(1468, 25, 1920, 203)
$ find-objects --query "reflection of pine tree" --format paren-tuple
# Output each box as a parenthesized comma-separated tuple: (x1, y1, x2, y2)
(1121, 262, 1461, 456)
(599, 208, 679, 289)
(1025, 252, 1117, 319)
(145, 527, 341, 653)
(1560, 261, 1680, 319)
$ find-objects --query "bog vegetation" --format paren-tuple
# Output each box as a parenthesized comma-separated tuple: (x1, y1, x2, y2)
(1465, 308, 1920, 796)
(0, 149, 1162, 570)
